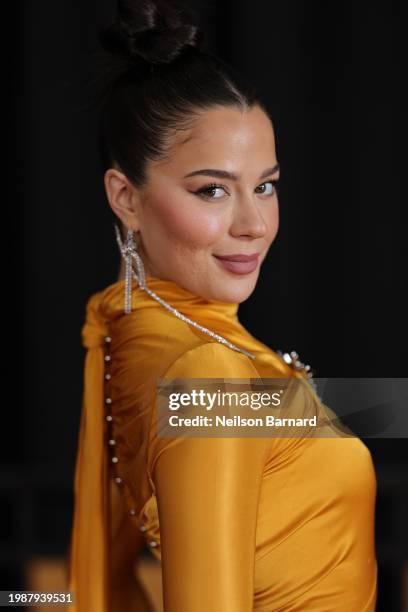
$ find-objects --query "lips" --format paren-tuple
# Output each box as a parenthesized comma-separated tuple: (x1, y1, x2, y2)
(213, 253, 260, 275)
(214, 253, 259, 262)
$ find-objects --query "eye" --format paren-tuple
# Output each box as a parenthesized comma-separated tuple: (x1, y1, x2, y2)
(194, 179, 279, 201)
(255, 180, 279, 196)
(194, 183, 229, 200)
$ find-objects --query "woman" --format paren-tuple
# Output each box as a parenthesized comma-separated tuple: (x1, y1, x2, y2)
(68, 1, 378, 610)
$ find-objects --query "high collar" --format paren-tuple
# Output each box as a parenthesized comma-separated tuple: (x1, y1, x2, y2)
(82, 273, 240, 348)
(132, 273, 240, 320)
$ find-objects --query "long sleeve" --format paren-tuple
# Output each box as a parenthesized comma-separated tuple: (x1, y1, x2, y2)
(152, 343, 270, 612)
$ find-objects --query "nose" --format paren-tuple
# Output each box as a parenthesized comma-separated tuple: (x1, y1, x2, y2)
(229, 193, 269, 239)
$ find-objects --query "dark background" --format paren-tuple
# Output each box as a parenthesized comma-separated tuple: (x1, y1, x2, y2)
(3, 0, 407, 609)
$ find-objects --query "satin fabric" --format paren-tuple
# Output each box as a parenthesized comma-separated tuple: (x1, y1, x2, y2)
(67, 274, 377, 611)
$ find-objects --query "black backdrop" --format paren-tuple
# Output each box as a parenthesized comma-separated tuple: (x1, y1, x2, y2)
(4, 0, 407, 609)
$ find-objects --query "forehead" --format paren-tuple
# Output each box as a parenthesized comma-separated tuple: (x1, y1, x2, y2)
(151, 105, 276, 175)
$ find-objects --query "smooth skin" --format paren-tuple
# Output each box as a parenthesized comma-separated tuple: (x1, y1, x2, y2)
(105, 104, 280, 304)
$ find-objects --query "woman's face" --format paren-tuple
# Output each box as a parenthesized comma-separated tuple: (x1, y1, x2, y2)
(107, 104, 280, 303)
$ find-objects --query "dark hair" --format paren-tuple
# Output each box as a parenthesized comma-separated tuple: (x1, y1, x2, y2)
(96, 0, 269, 188)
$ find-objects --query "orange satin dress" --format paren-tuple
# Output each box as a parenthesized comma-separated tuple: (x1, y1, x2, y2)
(67, 274, 378, 611)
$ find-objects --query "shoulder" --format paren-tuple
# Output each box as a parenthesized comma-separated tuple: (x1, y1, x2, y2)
(163, 341, 260, 379)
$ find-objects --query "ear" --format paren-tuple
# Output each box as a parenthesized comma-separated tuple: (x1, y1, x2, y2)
(104, 168, 142, 232)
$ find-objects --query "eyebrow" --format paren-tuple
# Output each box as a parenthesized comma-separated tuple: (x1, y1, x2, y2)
(183, 163, 280, 181)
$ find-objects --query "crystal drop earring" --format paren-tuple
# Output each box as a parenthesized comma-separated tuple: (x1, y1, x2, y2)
(114, 223, 146, 314)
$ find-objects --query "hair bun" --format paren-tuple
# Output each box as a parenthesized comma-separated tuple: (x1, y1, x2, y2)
(99, 0, 205, 66)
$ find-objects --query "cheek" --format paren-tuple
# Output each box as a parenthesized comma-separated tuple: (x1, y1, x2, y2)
(147, 195, 223, 250)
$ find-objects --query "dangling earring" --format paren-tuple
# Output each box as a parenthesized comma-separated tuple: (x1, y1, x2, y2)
(114, 223, 146, 314)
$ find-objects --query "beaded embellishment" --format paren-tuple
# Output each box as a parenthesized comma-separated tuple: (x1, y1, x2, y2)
(103, 333, 159, 550)
(277, 349, 318, 394)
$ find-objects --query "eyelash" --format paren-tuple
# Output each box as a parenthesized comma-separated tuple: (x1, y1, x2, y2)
(194, 180, 279, 200)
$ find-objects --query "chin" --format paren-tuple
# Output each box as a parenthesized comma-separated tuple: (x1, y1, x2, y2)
(212, 274, 259, 304)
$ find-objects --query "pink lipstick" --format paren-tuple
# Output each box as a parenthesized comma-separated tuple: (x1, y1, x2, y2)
(213, 253, 260, 275)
